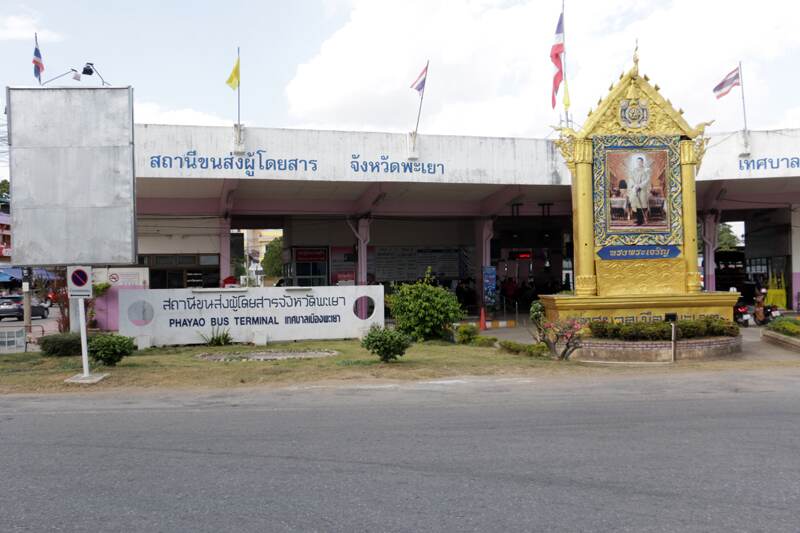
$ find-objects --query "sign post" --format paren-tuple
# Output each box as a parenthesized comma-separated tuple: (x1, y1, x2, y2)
(481, 266, 497, 331)
(65, 266, 107, 383)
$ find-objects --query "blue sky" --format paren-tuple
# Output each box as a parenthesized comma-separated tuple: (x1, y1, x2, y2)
(1, 0, 349, 127)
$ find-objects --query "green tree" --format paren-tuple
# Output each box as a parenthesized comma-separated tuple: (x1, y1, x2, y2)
(717, 223, 741, 251)
(232, 257, 247, 278)
(0, 179, 8, 196)
(261, 236, 284, 278)
(387, 269, 463, 341)
(697, 222, 741, 253)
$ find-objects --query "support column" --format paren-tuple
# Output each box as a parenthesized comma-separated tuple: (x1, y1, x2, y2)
(573, 139, 596, 296)
(701, 211, 720, 292)
(219, 218, 231, 284)
(791, 206, 800, 310)
(356, 217, 371, 285)
(680, 140, 702, 293)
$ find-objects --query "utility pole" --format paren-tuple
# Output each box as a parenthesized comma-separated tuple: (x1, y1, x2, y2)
(22, 267, 31, 334)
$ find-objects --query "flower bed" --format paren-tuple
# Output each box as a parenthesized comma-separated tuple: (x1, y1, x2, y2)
(763, 317, 800, 351)
(576, 336, 742, 362)
(577, 317, 741, 362)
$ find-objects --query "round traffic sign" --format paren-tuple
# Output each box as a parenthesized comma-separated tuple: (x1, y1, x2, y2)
(71, 269, 89, 287)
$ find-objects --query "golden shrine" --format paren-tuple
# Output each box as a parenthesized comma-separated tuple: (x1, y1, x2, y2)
(541, 52, 738, 323)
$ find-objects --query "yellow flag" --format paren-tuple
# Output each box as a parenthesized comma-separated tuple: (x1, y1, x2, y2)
(562, 78, 571, 110)
(226, 57, 240, 90)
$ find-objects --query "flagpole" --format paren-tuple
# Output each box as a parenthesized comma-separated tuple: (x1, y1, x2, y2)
(237, 46, 241, 144)
(560, 0, 570, 127)
(738, 61, 748, 133)
(413, 60, 429, 139)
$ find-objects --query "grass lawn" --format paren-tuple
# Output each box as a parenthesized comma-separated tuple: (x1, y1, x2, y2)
(2, 340, 799, 394)
(0, 340, 555, 393)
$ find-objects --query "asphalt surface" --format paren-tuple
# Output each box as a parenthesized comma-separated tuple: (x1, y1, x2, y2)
(1, 369, 799, 532)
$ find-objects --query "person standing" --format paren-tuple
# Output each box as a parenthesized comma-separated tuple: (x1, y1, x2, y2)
(627, 156, 651, 226)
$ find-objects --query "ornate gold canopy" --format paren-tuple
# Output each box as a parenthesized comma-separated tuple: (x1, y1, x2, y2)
(556, 55, 712, 169)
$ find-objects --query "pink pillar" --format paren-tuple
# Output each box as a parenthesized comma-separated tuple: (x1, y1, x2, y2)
(792, 206, 800, 310)
(219, 218, 231, 284)
(701, 212, 719, 292)
(356, 218, 371, 285)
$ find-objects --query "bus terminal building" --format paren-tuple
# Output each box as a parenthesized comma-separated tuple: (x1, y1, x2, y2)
(132, 123, 800, 292)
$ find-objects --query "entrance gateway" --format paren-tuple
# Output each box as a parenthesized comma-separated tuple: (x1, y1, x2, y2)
(541, 53, 738, 322)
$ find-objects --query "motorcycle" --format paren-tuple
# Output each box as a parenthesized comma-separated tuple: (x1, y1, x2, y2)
(762, 304, 781, 325)
(733, 302, 751, 327)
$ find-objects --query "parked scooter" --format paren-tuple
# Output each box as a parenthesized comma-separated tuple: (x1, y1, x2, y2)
(761, 304, 781, 325)
(733, 300, 751, 327)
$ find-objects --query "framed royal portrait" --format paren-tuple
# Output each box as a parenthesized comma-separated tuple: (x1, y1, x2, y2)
(592, 135, 683, 246)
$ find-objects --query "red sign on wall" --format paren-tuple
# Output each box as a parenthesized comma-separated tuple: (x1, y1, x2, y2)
(294, 248, 327, 262)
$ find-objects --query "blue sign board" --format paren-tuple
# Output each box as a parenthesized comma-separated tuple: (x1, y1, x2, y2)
(482, 266, 497, 307)
(597, 245, 681, 261)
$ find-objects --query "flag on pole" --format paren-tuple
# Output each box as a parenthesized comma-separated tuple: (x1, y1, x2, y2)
(550, 12, 565, 109)
(410, 63, 428, 95)
(226, 57, 240, 90)
(712, 66, 741, 99)
(32, 33, 44, 84)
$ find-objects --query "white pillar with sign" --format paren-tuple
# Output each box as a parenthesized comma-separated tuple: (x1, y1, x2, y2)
(64, 266, 108, 383)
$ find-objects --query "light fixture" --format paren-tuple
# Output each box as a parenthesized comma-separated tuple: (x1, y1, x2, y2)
(81, 62, 110, 86)
(41, 68, 80, 86)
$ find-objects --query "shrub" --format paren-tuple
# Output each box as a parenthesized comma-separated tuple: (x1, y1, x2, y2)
(588, 317, 738, 341)
(455, 324, 479, 345)
(498, 340, 550, 358)
(499, 340, 526, 354)
(528, 302, 583, 360)
(470, 335, 497, 347)
(676, 319, 707, 339)
(200, 327, 233, 346)
(361, 325, 412, 362)
(705, 318, 740, 337)
(88, 334, 135, 366)
(387, 269, 463, 341)
(39, 333, 82, 357)
(767, 317, 800, 337)
(526, 343, 551, 358)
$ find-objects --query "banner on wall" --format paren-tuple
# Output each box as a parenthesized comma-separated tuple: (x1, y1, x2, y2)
(119, 286, 384, 345)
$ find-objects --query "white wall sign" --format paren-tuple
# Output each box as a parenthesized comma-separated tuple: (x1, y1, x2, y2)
(93, 267, 150, 287)
(67, 266, 93, 299)
(118, 286, 384, 345)
(135, 124, 570, 186)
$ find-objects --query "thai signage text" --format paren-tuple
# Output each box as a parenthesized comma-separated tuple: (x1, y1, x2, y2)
(119, 286, 384, 345)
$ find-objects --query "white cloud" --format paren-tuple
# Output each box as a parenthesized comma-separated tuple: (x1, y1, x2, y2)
(0, 14, 61, 41)
(286, 0, 800, 137)
(134, 102, 231, 127)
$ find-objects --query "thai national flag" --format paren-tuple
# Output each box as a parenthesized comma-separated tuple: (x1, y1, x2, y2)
(410, 62, 428, 95)
(550, 12, 565, 109)
(32, 34, 44, 83)
(713, 67, 741, 99)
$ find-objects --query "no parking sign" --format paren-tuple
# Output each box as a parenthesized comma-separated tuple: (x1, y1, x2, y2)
(67, 266, 93, 299)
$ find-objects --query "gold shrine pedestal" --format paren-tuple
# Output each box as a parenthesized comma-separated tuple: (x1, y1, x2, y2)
(542, 55, 737, 323)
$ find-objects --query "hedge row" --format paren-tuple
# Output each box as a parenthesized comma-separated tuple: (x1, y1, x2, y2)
(39, 332, 135, 366)
(766, 317, 800, 338)
(589, 317, 739, 341)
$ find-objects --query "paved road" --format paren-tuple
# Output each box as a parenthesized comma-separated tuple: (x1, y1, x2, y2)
(1, 369, 799, 532)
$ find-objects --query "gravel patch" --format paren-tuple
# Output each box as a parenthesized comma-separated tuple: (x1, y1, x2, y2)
(197, 350, 338, 362)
